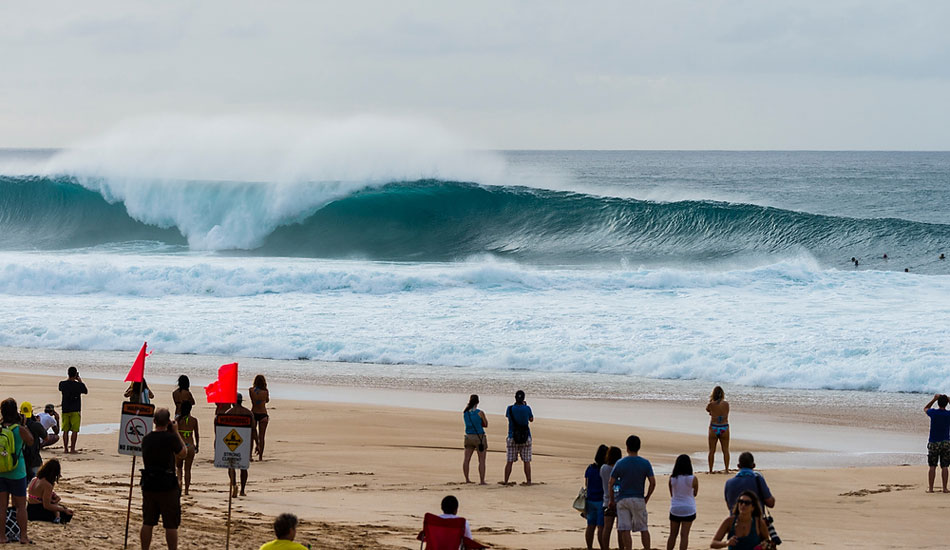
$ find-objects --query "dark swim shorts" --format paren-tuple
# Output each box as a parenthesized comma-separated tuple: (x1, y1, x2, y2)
(928, 440, 950, 468)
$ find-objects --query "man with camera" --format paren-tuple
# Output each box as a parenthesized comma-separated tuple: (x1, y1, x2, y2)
(140, 408, 187, 550)
(724, 452, 780, 545)
(58, 367, 87, 454)
(924, 393, 950, 493)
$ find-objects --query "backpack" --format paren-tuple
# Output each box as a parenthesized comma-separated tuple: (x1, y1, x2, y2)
(508, 406, 530, 445)
(0, 424, 18, 474)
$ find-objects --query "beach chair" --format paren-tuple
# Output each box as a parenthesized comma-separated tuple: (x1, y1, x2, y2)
(417, 513, 488, 550)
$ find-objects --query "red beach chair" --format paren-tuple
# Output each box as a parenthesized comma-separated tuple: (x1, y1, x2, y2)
(417, 513, 488, 550)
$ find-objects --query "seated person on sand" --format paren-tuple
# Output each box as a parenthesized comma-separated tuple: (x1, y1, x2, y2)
(37, 404, 61, 448)
(259, 513, 310, 550)
(418, 495, 488, 549)
(27, 458, 74, 524)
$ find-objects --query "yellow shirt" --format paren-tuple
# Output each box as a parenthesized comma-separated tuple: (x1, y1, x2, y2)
(259, 539, 309, 550)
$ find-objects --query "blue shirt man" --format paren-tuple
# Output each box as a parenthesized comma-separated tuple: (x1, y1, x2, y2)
(608, 435, 656, 550)
(502, 390, 534, 486)
(925, 393, 950, 493)
(724, 452, 775, 512)
(506, 402, 533, 439)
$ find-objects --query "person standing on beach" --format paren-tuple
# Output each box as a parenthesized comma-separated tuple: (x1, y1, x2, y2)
(600, 446, 622, 550)
(222, 394, 257, 497)
(175, 401, 199, 496)
(584, 445, 608, 550)
(172, 375, 196, 417)
(501, 390, 533, 486)
(724, 452, 775, 512)
(924, 393, 950, 493)
(140, 408, 187, 550)
(249, 375, 270, 461)
(666, 454, 698, 550)
(125, 378, 155, 404)
(0, 398, 36, 544)
(607, 435, 655, 550)
(58, 367, 87, 454)
(706, 386, 730, 473)
(462, 394, 488, 485)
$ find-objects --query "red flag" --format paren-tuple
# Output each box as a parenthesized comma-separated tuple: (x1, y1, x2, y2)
(205, 362, 238, 404)
(124, 342, 150, 383)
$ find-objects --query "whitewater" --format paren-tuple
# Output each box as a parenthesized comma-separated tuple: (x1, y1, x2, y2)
(1, 117, 948, 393)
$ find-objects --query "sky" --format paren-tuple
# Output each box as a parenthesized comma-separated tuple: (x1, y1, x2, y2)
(2, 1, 950, 150)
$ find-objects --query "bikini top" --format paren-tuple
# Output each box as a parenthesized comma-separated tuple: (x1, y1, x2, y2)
(27, 478, 44, 502)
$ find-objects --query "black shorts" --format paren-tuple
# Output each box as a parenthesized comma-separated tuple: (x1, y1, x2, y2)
(142, 489, 181, 529)
(928, 441, 950, 468)
(670, 513, 696, 523)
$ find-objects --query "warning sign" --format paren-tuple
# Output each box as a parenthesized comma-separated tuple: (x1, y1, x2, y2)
(222, 429, 243, 451)
(214, 414, 252, 469)
(118, 402, 155, 457)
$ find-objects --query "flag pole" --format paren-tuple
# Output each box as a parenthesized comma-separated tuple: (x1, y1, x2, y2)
(226, 476, 233, 550)
(123, 455, 136, 549)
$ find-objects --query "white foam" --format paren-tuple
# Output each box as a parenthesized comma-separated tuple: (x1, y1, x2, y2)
(0, 251, 947, 394)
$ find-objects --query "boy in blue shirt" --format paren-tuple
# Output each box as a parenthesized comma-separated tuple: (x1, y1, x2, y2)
(607, 435, 655, 550)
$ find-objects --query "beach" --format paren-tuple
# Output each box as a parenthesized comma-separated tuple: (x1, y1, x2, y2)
(2, 355, 946, 549)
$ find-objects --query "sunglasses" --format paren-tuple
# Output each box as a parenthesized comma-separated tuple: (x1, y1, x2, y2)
(737, 499, 754, 506)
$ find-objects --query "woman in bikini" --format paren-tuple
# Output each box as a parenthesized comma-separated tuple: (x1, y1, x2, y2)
(249, 375, 270, 461)
(710, 491, 771, 550)
(175, 401, 199, 495)
(706, 385, 730, 473)
(26, 458, 73, 524)
(172, 375, 196, 416)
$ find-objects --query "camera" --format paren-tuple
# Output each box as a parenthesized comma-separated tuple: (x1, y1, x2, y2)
(764, 515, 781, 545)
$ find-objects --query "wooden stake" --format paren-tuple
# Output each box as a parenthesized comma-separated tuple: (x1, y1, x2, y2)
(226, 480, 233, 550)
(123, 455, 136, 549)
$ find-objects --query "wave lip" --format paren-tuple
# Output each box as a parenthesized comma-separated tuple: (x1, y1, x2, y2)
(35, 115, 506, 250)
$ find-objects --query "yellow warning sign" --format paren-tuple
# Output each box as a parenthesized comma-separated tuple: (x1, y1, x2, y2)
(222, 429, 243, 452)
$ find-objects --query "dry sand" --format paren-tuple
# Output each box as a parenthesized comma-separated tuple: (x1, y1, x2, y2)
(1, 368, 947, 549)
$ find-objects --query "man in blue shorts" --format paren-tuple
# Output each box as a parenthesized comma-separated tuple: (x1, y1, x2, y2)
(925, 393, 950, 493)
(607, 435, 655, 550)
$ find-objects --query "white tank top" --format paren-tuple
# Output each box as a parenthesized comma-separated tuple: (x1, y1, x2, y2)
(669, 475, 696, 516)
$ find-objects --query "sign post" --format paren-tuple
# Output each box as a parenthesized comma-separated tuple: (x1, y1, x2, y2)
(215, 414, 252, 550)
(118, 402, 154, 550)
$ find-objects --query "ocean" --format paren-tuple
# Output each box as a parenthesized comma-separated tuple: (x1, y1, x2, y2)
(1, 146, 948, 394)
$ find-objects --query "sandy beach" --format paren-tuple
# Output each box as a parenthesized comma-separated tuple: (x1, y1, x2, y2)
(0, 358, 947, 549)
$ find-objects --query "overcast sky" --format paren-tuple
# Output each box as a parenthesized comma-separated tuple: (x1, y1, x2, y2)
(3, 1, 950, 150)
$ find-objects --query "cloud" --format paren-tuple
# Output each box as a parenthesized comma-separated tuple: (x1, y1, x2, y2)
(1, 1, 949, 149)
